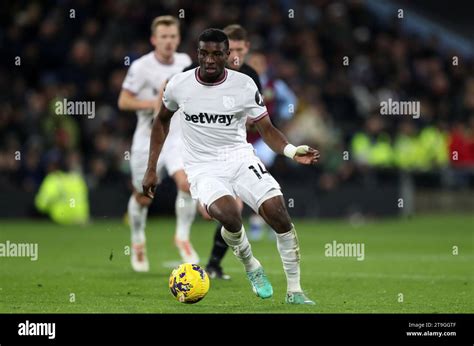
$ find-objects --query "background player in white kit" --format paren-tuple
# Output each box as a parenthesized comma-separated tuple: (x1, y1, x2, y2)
(118, 16, 199, 272)
(143, 29, 320, 304)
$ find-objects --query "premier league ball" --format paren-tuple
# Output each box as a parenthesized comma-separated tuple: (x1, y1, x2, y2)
(169, 263, 210, 304)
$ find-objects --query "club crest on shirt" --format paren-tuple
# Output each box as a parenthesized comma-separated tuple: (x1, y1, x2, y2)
(222, 96, 235, 109)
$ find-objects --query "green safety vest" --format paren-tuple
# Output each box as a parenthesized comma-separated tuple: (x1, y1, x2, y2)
(352, 133, 393, 167)
(393, 134, 422, 170)
(35, 171, 89, 225)
(418, 126, 449, 168)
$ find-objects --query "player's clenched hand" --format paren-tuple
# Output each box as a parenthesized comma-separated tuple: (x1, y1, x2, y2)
(142, 169, 158, 199)
(293, 145, 320, 165)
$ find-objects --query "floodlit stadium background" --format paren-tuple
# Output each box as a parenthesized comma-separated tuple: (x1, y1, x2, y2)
(1, 0, 473, 219)
(0, 0, 473, 314)
(1, 0, 473, 218)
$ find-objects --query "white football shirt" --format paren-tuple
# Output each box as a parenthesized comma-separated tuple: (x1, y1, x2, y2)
(162, 67, 268, 168)
(122, 51, 192, 153)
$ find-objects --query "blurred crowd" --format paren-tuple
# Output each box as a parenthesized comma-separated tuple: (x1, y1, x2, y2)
(1, 0, 473, 195)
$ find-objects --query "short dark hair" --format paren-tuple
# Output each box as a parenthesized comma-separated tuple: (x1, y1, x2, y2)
(198, 28, 229, 50)
(223, 24, 248, 41)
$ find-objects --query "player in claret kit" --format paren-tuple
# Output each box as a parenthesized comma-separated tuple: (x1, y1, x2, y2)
(143, 29, 319, 304)
(118, 16, 199, 272)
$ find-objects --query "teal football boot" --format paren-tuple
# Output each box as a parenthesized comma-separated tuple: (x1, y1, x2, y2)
(286, 291, 316, 305)
(246, 266, 273, 299)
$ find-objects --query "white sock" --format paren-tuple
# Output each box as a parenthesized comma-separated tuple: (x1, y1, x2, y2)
(276, 226, 302, 292)
(175, 190, 197, 241)
(128, 196, 148, 244)
(221, 226, 261, 272)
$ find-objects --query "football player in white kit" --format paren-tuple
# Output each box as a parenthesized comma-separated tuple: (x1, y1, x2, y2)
(118, 16, 199, 272)
(143, 29, 319, 304)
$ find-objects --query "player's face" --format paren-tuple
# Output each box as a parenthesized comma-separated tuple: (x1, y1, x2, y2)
(197, 41, 230, 80)
(227, 40, 249, 70)
(151, 24, 180, 58)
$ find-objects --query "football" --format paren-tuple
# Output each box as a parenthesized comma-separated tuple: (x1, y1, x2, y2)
(169, 263, 210, 304)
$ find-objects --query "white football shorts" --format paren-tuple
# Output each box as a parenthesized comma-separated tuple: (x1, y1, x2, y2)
(186, 154, 282, 214)
(131, 143, 184, 193)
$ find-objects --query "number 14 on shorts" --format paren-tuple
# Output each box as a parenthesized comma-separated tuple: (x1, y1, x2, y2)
(248, 163, 268, 180)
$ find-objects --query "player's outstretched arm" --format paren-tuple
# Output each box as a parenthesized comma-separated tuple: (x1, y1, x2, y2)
(142, 104, 174, 198)
(118, 89, 159, 112)
(254, 115, 320, 165)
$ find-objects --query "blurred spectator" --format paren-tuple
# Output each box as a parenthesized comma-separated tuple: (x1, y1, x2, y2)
(352, 116, 393, 168)
(418, 123, 449, 170)
(35, 150, 90, 225)
(449, 118, 474, 168)
(393, 121, 422, 170)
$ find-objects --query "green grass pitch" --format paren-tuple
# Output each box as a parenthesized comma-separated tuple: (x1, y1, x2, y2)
(0, 213, 472, 313)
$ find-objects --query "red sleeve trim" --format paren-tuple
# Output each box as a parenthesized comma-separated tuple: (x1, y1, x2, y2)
(251, 111, 269, 123)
